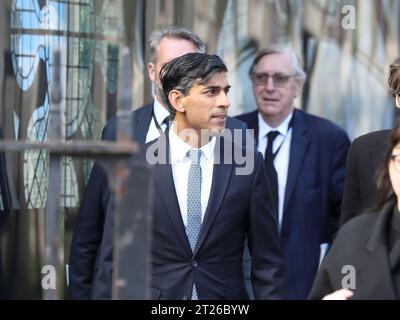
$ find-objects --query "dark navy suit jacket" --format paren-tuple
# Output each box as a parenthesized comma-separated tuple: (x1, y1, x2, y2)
(68, 102, 251, 299)
(69, 132, 286, 299)
(236, 109, 350, 300)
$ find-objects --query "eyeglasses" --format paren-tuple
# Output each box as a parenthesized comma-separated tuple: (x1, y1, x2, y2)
(390, 154, 400, 172)
(250, 72, 295, 87)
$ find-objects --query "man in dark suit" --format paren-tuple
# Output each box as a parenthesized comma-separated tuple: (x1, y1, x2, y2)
(236, 47, 350, 299)
(340, 57, 400, 226)
(68, 27, 247, 299)
(72, 53, 286, 299)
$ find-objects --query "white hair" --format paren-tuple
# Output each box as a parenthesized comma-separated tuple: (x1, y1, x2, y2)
(249, 46, 306, 81)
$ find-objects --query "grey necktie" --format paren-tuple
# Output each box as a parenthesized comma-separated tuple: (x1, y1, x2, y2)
(186, 149, 202, 300)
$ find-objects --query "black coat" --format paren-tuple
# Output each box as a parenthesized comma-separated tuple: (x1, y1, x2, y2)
(309, 200, 399, 300)
(340, 130, 390, 226)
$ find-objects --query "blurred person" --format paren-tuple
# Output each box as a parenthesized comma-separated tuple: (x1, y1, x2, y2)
(341, 57, 400, 226)
(309, 121, 400, 300)
(236, 46, 350, 299)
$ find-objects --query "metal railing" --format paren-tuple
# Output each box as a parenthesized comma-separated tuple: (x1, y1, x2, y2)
(0, 48, 152, 300)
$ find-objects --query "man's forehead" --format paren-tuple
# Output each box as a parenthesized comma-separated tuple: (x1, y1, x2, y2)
(199, 72, 229, 86)
(255, 52, 293, 71)
(157, 38, 197, 64)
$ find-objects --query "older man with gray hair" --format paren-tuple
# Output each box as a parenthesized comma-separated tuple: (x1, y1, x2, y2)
(236, 46, 350, 299)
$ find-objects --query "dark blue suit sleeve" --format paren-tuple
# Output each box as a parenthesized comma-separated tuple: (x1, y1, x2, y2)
(329, 130, 350, 235)
(248, 152, 286, 299)
(68, 123, 113, 299)
(340, 139, 361, 226)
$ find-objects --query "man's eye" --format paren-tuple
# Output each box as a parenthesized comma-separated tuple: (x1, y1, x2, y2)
(275, 75, 289, 83)
(256, 75, 268, 82)
(206, 89, 217, 94)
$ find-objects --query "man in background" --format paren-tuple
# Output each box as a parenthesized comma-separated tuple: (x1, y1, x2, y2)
(236, 46, 350, 299)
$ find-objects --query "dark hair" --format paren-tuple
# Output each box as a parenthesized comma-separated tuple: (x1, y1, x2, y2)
(376, 121, 400, 209)
(388, 57, 400, 98)
(159, 53, 228, 119)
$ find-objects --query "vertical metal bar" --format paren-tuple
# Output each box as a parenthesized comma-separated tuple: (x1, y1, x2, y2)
(112, 47, 152, 299)
(112, 160, 153, 299)
(116, 47, 133, 142)
(43, 48, 62, 300)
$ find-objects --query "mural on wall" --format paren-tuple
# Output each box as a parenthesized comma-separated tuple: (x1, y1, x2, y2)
(10, 0, 124, 209)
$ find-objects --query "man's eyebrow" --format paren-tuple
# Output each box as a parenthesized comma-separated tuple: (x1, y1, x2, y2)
(204, 85, 231, 90)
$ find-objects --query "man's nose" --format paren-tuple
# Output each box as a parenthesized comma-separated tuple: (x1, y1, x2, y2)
(266, 76, 276, 91)
(218, 92, 230, 108)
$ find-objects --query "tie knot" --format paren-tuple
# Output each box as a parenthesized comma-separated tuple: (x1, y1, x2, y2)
(267, 130, 279, 143)
(188, 149, 202, 164)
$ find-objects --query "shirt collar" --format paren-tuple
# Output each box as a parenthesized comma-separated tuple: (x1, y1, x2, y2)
(169, 124, 216, 164)
(153, 98, 170, 125)
(258, 111, 293, 140)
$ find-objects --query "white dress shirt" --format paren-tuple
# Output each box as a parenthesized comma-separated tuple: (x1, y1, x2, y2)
(145, 98, 171, 143)
(258, 111, 293, 229)
(169, 125, 216, 227)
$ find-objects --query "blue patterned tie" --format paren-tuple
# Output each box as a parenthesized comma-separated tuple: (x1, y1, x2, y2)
(187, 149, 202, 300)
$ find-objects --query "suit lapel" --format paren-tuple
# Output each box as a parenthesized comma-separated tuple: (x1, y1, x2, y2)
(133, 102, 153, 144)
(358, 245, 398, 299)
(283, 110, 310, 213)
(248, 111, 259, 146)
(193, 137, 233, 256)
(372, 130, 390, 172)
(360, 201, 398, 299)
(152, 139, 192, 255)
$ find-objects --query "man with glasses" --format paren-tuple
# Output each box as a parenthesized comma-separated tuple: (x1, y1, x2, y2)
(236, 47, 350, 299)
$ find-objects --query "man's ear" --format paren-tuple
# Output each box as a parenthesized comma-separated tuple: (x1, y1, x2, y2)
(168, 90, 185, 113)
(396, 95, 400, 108)
(293, 79, 305, 97)
(148, 62, 156, 82)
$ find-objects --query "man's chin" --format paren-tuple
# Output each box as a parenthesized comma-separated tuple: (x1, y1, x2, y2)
(209, 126, 226, 136)
(200, 126, 225, 138)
